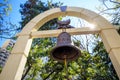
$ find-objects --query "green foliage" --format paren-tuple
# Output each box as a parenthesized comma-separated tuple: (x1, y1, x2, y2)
(92, 41, 119, 80)
(19, 0, 63, 29)
(0, 0, 15, 39)
(0, 0, 19, 39)
(20, 0, 63, 79)
(24, 43, 118, 80)
(20, 0, 119, 80)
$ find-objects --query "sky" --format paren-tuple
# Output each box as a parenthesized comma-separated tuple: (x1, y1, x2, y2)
(0, 0, 102, 47)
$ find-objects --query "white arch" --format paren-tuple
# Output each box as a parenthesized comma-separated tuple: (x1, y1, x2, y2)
(1, 7, 120, 80)
(21, 7, 113, 33)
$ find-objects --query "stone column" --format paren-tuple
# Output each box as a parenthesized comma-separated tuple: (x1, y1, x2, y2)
(0, 35, 32, 80)
(100, 28, 120, 78)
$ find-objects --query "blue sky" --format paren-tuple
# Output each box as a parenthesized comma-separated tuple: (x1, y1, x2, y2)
(0, 0, 101, 47)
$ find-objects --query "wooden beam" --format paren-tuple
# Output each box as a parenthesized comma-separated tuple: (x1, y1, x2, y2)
(31, 27, 101, 38)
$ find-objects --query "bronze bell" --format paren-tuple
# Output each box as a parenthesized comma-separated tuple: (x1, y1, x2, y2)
(50, 31, 81, 62)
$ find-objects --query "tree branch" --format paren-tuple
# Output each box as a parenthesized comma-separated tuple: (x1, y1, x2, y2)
(43, 69, 55, 80)
(103, 0, 109, 8)
(109, 0, 120, 4)
(21, 61, 32, 80)
(43, 62, 63, 80)
(98, 6, 120, 14)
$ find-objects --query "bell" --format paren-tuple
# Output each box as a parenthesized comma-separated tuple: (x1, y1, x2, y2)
(50, 32, 81, 62)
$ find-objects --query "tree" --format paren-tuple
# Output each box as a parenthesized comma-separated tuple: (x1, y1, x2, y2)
(94, 0, 120, 80)
(19, 0, 63, 79)
(92, 40, 119, 80)
(98, 0, 120, 34)
(0, 0, 20, 39)
(0, 0, 18, 39)
(19, 0, 62, 30)
(20, 0, 119, 80)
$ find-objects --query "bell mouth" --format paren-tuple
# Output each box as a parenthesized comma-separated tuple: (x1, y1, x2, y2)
(50, 45, 81, 62)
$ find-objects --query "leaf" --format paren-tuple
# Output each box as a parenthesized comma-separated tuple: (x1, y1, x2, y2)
(58, 16, 62, 20)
